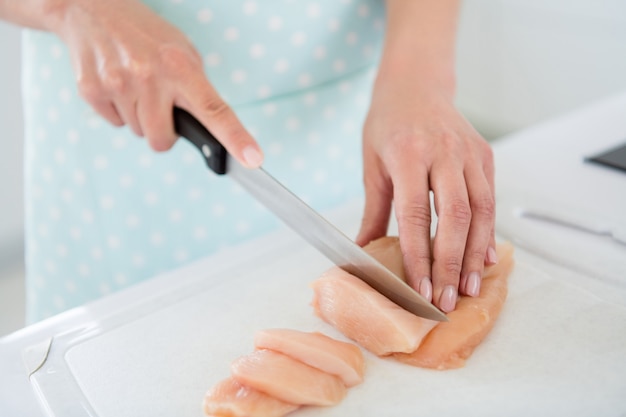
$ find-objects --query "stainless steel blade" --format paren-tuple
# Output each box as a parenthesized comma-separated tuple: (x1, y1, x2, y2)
(228, 157, 448, 322)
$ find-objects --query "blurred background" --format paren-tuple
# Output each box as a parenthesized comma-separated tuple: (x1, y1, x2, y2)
(1, 0, 626, 336)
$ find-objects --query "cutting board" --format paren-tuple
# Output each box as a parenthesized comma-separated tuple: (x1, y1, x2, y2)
(26, 204, 626, 417)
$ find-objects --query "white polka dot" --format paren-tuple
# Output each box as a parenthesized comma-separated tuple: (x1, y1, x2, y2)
(65, 280, 77, 293)
(274, 58, 290, 74)
(144, 192, 159, 205)
(291, 157, 306, 170)
(170, 209, 183, 222)
(114, 273, 127, 285)
(263, 103, 277, 116)
(313, 46, 327, 60)
(150, 232, 165, 246)
(197, 8, 213, 23)
(61, 188, 73, 203)
(291, 31, 307, 46)
(108, 235, 121, 249)
(224, 27, 240, 41)
(268, 16, 283, 31)
(45, 260, 57, 274)
(94, 155, 108, 170)
(51, 44, 63, 59)
(235, 221, 250, 235)
(358, 4, 370, 17)
(231, 69, 247, 84)
(205, 53, 222, 67)
(249, 43, 266, 59)
(100, 195, 115, 210)
(70, 226, 82, 240)
(362, 44, 374, 58)
(313, 169, 327, 184)
(346, 32, 358, 45)
(82, 209, 94, 223)
(182, 150, 198, 165)
(230, 183, 244, 195)
(303, 92, 317, 105)
(41, 166, 53, 183)
(212, 203, 226, 217)
(56, 244, 68, 257)
(38, 223, 49, 238)
(268, 142, 283, 155)
(327, 144, 342, 159)
(323, 106, 336, 119)
(188, 187, 202, 200)
(67, 129, 80, 144)
(308, 132, 320, 145)
(193, 226, 207, 240)
(54, 149, 66, 164)
(53, 296, 66, 310)
(36, 127, 47, 142)
(86, 113, 103, 129)
(342, 119, 356, 133)
(76, 263, 89, 277)
(306, 3, 321, 18)
(112, 136, 127, 149)
(138, 154, 152, 168)
(126, 214, 140, 228)
(257, 85, 272, 99)
(59, 87, 72, 103)
(73, 170, 86, 185)
(298, 73, 312, 87)
(40, 65, 51, 80)
(99, 283, 112, 295)
(174, 249, 189, 262)
(47, 107, 59, 122)
(333, 59, 346, 73)
(328, 18, 340, 32)
(132, 254, 145, 267)
(285, 117, 300, 131)
(242, 1, 258, 15)
(49, 206, 61, 221)
(355, 93, 369, 106)
(91, 247, 103, 260)
(119, 174, 134, 188)
(162, 171, 177, 185)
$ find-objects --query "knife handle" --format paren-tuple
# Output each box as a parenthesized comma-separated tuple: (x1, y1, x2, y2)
(173, 107, 228, 175)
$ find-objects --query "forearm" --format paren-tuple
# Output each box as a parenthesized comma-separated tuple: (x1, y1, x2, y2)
(377, 0, 460, 99)
(0, 0, 68, 31)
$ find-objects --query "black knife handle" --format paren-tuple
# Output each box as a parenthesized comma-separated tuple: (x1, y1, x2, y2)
(173, 107, 228, 175)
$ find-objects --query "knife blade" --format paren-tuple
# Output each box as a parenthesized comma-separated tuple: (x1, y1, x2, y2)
(174, 107, 447, 322)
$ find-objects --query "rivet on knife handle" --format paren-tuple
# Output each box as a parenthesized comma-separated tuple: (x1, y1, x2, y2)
(173, 107, 228, 175)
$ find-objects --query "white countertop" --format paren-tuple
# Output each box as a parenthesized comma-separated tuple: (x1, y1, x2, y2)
(1, 91, 625, 417)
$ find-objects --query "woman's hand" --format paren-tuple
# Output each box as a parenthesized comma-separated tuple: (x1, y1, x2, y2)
(46, 0, 263, 166)
(356, 82, 496, 313)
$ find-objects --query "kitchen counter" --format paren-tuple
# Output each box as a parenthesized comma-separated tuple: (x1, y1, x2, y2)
(1, 91, 625, 417)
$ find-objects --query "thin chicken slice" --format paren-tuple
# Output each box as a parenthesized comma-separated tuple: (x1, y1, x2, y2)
(231, 349, 347, 406)
(254, 329, 365, 387)
(203, 377, 299, 417)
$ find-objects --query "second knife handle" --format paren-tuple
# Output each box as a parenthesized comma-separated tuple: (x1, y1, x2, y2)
(173, 107, 228, 175)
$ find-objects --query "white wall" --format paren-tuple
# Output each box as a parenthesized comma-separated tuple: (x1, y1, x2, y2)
(456, 0, 626, 138)
(0, 22, 24, 270)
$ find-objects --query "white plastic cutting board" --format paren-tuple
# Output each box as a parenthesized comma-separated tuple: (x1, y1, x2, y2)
(27, 218, 626, 417)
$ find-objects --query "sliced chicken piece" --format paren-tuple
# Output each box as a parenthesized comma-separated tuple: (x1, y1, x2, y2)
(394, 242, 515, 369)
(203, 377, 299, 417)
(231, 349, 347, 406)
(311, 268, 437, 356)
(254, 329, 365, 387)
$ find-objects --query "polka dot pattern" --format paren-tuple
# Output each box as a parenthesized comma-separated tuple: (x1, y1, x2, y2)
(22, 0, 384, 322)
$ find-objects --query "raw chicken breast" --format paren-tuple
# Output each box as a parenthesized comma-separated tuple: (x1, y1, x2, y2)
(231, 349, 347, 406)
(311, 269, 437, 356)
(203, 377, 299, 417)
(394, 242, 515, 369)
(254, 329, 365, 387)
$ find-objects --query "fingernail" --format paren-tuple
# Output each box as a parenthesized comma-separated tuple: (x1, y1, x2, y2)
(243, 146, 263, 168)
(439, 285, 457, 313)
(418, 277, 433, 302)
(486, 246, 498, 265)
(466, 272, 481, 297)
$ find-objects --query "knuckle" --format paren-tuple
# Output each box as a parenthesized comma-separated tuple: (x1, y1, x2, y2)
(443, 199, 472, 226)
(443, 255, 463, 276)
(396, 203, 432, 230)
(160, 43, 201, 75)
(101, 67, 127, 94)
(471, 195, 495, 219)
(76, 76, 103, 103)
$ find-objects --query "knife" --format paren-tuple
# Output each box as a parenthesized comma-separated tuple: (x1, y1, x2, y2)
(173, 107, 447, 322)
